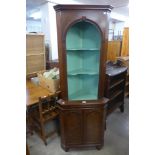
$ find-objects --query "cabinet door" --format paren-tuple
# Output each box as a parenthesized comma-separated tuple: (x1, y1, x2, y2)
(84, 108, 103, 144)
(62, 110, 83, 145)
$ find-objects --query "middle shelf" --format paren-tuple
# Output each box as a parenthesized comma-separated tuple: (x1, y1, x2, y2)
(67, 49, 100, 75)
(67, 48, 100, 51)
(68, 68, 99, 75)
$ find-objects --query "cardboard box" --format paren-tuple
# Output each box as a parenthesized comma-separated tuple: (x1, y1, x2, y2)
(116, 56, 129, 68)
(37, 71, 60, 93)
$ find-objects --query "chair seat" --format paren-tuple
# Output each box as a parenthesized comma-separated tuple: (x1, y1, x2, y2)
(32, 110, 59, 123)
(43, 111, 59, 122)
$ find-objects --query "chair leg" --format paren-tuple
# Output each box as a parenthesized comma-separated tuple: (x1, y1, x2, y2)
(40, 123, 47, 145)
(26, 116, 34, 135)
(119, 104, 124, 113)
(105, 119, 107, 130)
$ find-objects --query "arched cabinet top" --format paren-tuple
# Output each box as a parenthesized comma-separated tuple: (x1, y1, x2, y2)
(63, 18, 103, 44)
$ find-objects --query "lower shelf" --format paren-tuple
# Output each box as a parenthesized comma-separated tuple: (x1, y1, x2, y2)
(68, 74, 99, 100)
(69, 90, 97, 100)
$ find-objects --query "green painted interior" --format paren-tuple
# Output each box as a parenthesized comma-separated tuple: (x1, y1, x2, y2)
(66, 21, 101, 100)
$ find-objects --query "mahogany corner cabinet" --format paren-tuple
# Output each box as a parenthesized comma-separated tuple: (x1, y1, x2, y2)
(54, 4, 113, 151)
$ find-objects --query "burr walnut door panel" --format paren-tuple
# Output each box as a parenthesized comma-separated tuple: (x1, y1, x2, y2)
(84, 109, 103, 144)
(62, 110, 83, 145)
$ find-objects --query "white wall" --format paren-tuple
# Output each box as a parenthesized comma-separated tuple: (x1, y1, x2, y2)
(109, 22, 115, 40)
(26, 19, 42, 33)
(109, 11, 129, 40)
(114, 22, 125, 37)
(40, 3, 52, 60)
(40, 0, 82, 60)
(108, 21, 125, 40)
(48, 2, 58, 60)
(40, 2, 58, 60)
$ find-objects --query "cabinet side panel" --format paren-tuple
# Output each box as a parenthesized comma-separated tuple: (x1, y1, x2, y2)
(55, 12, 68, 99)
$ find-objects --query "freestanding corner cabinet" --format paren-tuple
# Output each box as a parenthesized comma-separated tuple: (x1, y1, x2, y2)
(54, 5, 113, 151)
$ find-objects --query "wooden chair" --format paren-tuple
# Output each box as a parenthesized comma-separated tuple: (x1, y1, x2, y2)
(32, 95, 59, 145)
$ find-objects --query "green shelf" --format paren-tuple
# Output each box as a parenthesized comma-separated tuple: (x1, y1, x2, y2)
(68, 69, 99, 75)
(67, 74, 99, 100)
(69, 90, 98, 100)
(67, 48, 100, 51)
(67, 50, 99, 75)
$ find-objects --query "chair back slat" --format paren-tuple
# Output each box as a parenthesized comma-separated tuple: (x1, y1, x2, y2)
(38, 96, 58, 121)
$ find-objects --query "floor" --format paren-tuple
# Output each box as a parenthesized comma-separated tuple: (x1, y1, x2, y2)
(27, 97, 129, 155)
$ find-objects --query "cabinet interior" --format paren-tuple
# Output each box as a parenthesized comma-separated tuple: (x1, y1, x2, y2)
(66, 21, 101, 100)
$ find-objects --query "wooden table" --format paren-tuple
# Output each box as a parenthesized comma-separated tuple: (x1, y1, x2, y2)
(26, 77, 60, 107)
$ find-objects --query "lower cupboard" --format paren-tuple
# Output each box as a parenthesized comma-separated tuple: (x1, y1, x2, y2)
(57, 98, 109, 151)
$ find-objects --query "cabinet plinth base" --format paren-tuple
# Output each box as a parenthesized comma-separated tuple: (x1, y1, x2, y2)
(96, 145, 102, 150)
(61, 144, 103, 152)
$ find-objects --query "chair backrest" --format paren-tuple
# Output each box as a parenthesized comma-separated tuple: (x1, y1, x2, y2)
(38, 96, 57, 121)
